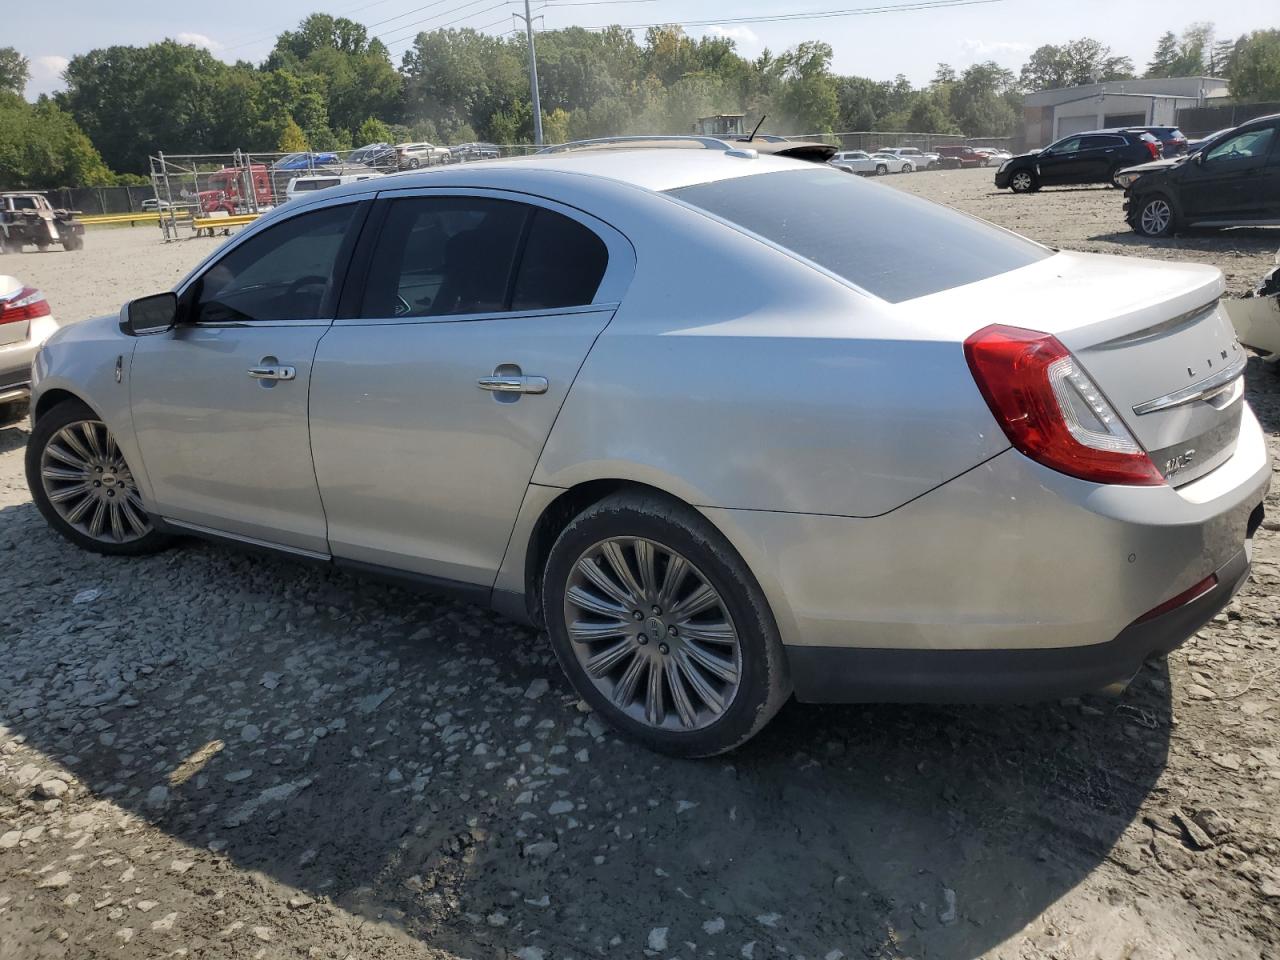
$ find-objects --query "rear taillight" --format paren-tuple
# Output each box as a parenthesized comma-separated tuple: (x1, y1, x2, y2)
(1132, 573, 1217, 624)
(0, 286, 50, 325)
(1146, 140, 1160, 159)
(964, 324, 1164, 486)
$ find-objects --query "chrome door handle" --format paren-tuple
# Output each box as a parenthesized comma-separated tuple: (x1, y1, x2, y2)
(477, 375, 548, 395)
(247, 365, 296, 381)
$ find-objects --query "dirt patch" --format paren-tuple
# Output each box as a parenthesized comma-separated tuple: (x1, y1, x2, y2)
(0, 174, 1278, 959)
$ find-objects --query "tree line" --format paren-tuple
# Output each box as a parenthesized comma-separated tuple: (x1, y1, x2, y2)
(1, 16, 1279, 189)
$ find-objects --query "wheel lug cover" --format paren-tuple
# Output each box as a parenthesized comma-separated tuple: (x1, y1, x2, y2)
(668, 625, 678, 636)
(659, 643, 669, 655)
(638, 636, 648, 645)
(651, 605, 661, 615)
(632, 610, 643, 621)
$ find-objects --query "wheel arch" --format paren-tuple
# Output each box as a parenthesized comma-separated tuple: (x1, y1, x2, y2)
(34, 387, 93, 423)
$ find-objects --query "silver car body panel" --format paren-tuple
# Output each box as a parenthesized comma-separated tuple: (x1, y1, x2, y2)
(27, 149, 1271, 671)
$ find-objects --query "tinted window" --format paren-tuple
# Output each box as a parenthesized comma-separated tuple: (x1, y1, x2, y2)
(511, 209, 608, 311)
(1082, 135, 1124, 149)
(361, 196, 527, 318)
(192, 203, 355, 323)
(667, 168, 1049, 303)
(1049, 137, 1082, 153)
(1204, 127, 1275, 164)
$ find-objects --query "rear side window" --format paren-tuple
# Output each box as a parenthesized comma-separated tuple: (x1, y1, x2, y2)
(511, 209, 608, 310)
(667, 168, 1049, 303)
(1082, 135, 1124, 149)
(361, 196, 527, 318)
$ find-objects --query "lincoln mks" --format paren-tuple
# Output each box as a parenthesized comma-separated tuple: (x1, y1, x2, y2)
(25, 145, 1269, 755)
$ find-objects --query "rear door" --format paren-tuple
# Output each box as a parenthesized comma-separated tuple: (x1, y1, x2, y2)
(308, 189, 634, 586)
(1079, 134, 1127, 181)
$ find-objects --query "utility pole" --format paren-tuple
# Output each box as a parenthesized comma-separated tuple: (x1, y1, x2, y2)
(514, 0, 544, 146)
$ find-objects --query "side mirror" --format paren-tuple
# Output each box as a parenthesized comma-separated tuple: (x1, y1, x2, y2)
(120, 292, 178, 336)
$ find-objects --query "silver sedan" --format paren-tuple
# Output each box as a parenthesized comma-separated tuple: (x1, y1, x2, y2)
(24, 146, 1270, 756)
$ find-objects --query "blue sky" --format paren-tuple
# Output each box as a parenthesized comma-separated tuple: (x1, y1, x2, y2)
(12, 0, 1277, 98)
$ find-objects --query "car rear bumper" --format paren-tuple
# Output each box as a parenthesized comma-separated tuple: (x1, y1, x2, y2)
(786, 529, 1257, 702)
(703, 403, 1271, 702)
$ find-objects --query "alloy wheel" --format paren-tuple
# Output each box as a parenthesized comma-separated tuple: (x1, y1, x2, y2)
(562, 537, 742, 731)
(1011, 171, 1033, 192)
(1140, 199, 1172, 235)
(40, 419, 151, 544)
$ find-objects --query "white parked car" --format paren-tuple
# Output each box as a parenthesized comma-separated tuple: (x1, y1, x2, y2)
(871, 152, 915, 173)
(878, 147, 941, 170)
(395, 142, 451, 169)
(0, 275, 58, 422)
(829, 151, 886, 175)
(285, 173, 383, 202)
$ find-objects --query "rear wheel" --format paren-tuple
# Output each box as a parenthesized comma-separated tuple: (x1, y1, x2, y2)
(62, 233, 84, 251)
(1, 236, 20, 254)
(1009, 169, 1037, 193)
(26, 399, 171, 556)
(408, 158, 421, 169)
(542, 492, 791, 757)
(875, 164, 888, 176)
(1134, 194, 1176, 237)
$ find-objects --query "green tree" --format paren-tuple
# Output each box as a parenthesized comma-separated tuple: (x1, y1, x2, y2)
(1147, 23, 1212, 78)
(0, 95, 117, 188)
(949, 62, 1019, 136)
(542, 107, 571, 145)
(0, 47, 29, 96)
(1020, 38, 1134, 90)
(1210, 37, 1238, 77)
(355, 116, 392, 146)
(1230, 30, 1280, 100)
(277, 115, 308, 152)
(774, 42, 838, 134)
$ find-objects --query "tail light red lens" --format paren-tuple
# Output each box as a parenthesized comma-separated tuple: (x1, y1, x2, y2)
(1132, 573, 1218, 624)
(1146, 140, 1160, 159)
(964, 324, 1164, 486)
(0, 286, 50, 325)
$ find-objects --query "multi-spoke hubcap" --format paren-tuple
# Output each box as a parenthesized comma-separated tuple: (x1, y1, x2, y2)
(563, 537, 741, 732)
(1012, 172, 1032, 190)
(41, 419, 151, 543)
(1141, 200, 1171, 234)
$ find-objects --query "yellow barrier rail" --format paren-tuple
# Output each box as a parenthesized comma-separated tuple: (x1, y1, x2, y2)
(80, 210, 192, 226)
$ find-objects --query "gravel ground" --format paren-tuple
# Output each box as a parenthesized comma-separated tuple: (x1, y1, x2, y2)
(1, 171, 1279, 960)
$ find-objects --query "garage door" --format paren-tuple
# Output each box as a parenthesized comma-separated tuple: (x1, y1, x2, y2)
(1056, 115, 1099, 138)
(1104, 112, 1146, 127)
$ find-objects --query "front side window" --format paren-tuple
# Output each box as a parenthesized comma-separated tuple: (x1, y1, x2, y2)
(667, 168, 1049, 303)
(1049, 137, 1082, 154)
(1082, 135, 1123, 149)
(191, 203, 356, 324)
(1204, 127, 1275, 164)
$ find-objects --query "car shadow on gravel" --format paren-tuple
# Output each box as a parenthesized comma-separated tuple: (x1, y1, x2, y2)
(0, 421, 29, 456)
(1088, 227, 1280, 254)
(0, 500, 1174, 960)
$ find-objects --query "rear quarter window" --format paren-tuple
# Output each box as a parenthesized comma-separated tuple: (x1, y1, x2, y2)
(666, 168, 1050, 303)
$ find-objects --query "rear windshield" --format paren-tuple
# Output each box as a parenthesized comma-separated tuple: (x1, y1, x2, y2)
(666, 168, 1049, 303)
(295, 179, 339, 192)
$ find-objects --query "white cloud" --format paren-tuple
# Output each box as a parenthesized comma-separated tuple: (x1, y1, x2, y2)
(958, 39, 1033, 62)
(703, 25, 763, 52)
(26, 55, 69, 96)
(176, 32, 220, 51)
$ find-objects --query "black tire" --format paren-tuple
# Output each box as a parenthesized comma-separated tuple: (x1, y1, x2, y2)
(542, 491, 791, 757)
(63, 234, 84, 251)
(1009, 169, 1038, 193)
(1131, 193, 1178, 238)
(35, 240, 50, 252)
(25, 398, 171, 556)
(408, 158, 421, 169)
(875, 164, 888, 176)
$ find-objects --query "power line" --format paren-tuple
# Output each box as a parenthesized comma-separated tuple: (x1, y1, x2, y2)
(379, 0, 522, 47)
(572, 0, 1004, 31)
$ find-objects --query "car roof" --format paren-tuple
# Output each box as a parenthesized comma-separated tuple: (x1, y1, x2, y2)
(280, 148, 818, 206)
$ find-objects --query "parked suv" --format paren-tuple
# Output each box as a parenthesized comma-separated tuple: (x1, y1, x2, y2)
(995, 130, 1160, 192)
(1124, 114, 1280, 237)
(395, 142, 450, 169)
(1133, 126, 1189, 157)
(878, 147, 940, 170)
(936, 145, 987, 168)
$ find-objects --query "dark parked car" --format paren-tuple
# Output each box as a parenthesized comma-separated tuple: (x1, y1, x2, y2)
(1132, 126, 1189, 157)
(936, 145, 987, 168)
(1124, 113, 1280, 237)
(994, 130, 1160, 193)
(448, 142, 501, 162)
(1188, 127, 1235, 155)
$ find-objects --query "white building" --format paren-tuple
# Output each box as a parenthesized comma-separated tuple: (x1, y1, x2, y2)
(1023, 77, 1229, 146)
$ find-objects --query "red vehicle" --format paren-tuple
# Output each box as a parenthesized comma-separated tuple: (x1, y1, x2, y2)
(936, 145, 988, 169)
(198, 165, 272, 214)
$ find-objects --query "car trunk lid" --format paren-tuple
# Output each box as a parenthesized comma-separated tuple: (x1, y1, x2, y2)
(907, 251, 1243, 486)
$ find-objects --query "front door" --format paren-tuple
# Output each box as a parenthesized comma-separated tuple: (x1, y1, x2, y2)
(1179, 123, 1278, 220)
(1036, 136, 1084, 185)
(309, 191, 629, 586)
(130, 201, 366, 553)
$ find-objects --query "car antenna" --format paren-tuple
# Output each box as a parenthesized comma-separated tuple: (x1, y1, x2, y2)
(748, 115, 766, 142)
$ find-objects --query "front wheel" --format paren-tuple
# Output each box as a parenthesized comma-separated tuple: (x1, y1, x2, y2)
(26, 399, 171, 556)
(1009, 169, 1037, 193)
(1133, 194, 1177, 237)
(902, 164, 914, 173)
(542, 492, 791, 757)
(875, 164, 887, 176)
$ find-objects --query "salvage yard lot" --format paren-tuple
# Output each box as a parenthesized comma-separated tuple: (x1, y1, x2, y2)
(1, 167, 1278, 960)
